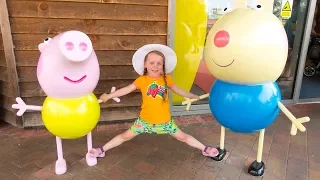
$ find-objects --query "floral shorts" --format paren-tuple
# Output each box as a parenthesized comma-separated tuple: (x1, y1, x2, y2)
(129, 117, 179, 134)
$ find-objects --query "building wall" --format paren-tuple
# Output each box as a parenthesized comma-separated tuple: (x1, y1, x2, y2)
(3, 0, 168, 127)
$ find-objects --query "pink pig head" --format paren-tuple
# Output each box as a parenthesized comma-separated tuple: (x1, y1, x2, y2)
(37, 30, 100, 99)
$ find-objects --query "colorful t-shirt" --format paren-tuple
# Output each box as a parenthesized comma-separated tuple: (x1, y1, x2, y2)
(133, 74, 174, 124)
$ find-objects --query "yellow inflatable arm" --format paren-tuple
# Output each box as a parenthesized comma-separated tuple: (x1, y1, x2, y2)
(277, 102, 310, 135)
(182, 93, 209, 111)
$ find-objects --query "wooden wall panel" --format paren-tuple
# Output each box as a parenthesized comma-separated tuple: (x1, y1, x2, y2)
(0, 33, 5, 67)
(2, 34, 166, 51)
(7, 1, 168, 21)
(1, 0, 22, 126)
(0, 28, 13, 123)
(0, 95, 15, 111)
(0, 36, 2, 50)
(0, 81, 14, 97)
(0, 31, 4, 67)
(15, 50, 135, 66)
(17, 66, 138, 82)
(0, 50, 5, 67)
(0, 66, 8, 81)
(19, 80, 136, 97)
(0, 107, 17, 125)
(7, 0, 168, 6)
(9, 18, 167, 35)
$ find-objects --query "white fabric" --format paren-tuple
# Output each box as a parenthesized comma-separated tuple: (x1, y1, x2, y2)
(132, 44, 177, 75)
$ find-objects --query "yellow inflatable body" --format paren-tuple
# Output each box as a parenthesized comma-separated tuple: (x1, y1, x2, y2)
(172, 0, 208, 103)
(42, 93, 100, 139)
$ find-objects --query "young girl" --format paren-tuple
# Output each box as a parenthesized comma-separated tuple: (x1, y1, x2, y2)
(89, 44, 219, 158)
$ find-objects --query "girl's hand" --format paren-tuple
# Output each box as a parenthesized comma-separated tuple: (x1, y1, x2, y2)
(190, 94, 200, 100)
(99, 87, 121, 103)
(182, 93, 209, 111)
(99, 93, 110, 103)
(170, 85, 200, 100)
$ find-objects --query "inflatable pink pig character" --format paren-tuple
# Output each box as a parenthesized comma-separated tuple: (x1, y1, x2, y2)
(12, 30, 120, 175)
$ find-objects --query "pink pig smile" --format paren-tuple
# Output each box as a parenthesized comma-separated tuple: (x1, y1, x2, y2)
(64, 75, 87, 84)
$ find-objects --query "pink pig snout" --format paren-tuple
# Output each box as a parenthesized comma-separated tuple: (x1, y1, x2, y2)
(59, 31, 93, 62)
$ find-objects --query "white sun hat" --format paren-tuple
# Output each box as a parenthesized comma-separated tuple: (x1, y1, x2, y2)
(132, 44, 177, 75)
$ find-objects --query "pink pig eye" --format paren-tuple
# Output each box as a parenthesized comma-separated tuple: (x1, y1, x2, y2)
(43, 37, 52, 44)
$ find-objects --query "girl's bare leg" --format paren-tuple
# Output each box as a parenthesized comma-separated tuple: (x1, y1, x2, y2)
(89, 129, 137, 156)
(170, 129, 218, 156)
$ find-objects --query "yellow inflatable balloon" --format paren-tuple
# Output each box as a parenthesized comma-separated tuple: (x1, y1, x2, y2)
(172, 0, 208, 103)
(204, 8, 288, 84)
(42, 93, 100, 139)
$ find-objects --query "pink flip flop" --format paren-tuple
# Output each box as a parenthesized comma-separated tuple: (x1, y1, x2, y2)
(202, 146, 219, 157)
(89, 146, 105, 158)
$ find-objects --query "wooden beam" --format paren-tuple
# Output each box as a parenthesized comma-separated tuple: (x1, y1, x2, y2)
(1, 34, 167, 51)
(0, 0, 23, 127)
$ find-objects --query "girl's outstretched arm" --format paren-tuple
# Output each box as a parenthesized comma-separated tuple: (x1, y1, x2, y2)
(170, 84, 210, 111)
(99, 83, 137, 102)
(170, 84, 200, 100)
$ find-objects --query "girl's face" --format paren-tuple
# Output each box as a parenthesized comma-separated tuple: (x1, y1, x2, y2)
(144, 52, 164, 77)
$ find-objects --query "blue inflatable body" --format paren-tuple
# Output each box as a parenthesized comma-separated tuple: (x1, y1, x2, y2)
(209, 80, 281, 133)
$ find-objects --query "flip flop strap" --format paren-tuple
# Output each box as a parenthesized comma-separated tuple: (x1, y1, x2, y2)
(100, 146, 104, 153)
(203, 146, 210, 153)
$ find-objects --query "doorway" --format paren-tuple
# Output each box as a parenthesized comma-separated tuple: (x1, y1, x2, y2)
(298, 1, 320, 99)
(293, 0, 319, 103)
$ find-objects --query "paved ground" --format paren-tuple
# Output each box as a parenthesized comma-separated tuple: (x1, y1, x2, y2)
(0, 104, 319, 180)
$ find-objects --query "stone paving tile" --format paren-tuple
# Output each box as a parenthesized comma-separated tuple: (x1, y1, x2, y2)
(123, 170, 149, 180)
(134, 161, 155, 173)
(216, 163, 243, 179)
(0, 105, 319, 179)
(33, 163, 56, 179)
(152, 161, 178, 178)
(286, 158, 308, 178)
(309, 169, 320, 180)
(33, 152, 58, 169)
(67, 158, 89, 175)
(116, 152, 146, 172)
(13, 163, 41, 179)
(194, 169, 218, 180)
(169, 165, 198, 180)
(0, 172, 21, 180)
(225, 151, 248, 169)
(179, 151, 206, 170)
(200, 156, 226, 175)
(143, 171, 167, 180)
(72, 166, 108, 180)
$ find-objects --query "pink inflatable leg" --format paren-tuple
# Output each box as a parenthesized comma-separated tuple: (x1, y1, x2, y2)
(86, 131, 97, 166)
(55, 137, 67, 175)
